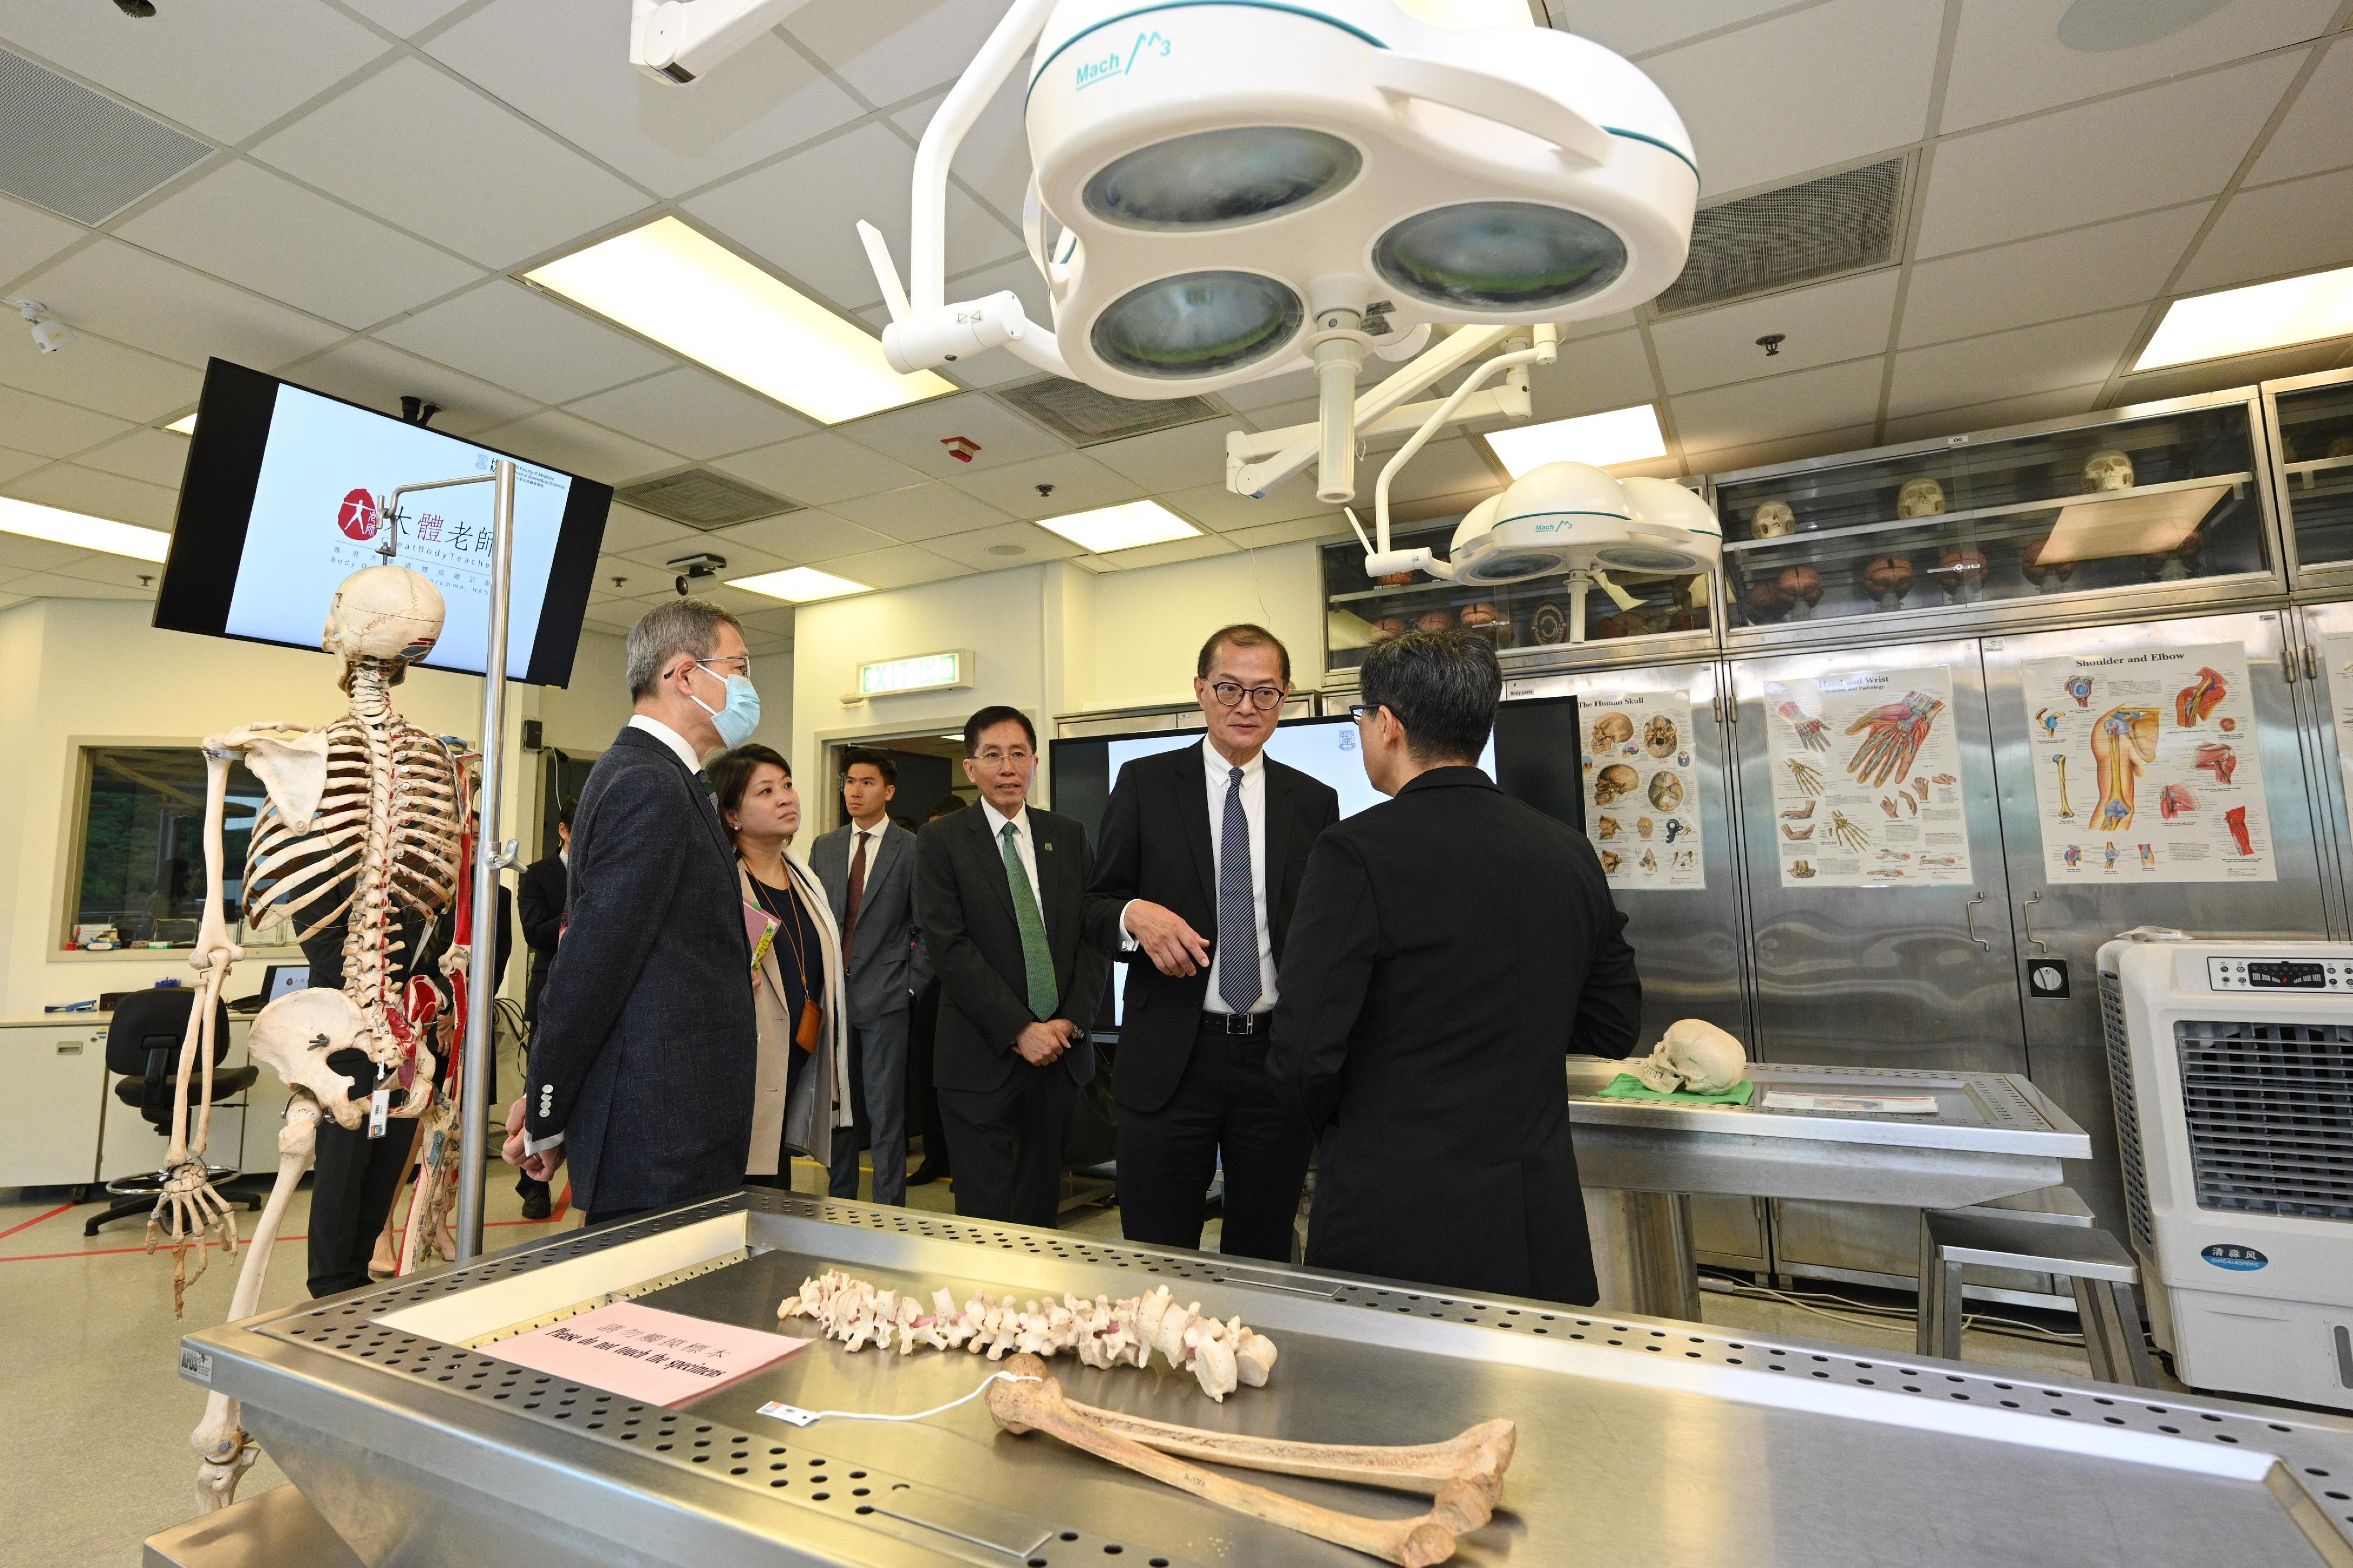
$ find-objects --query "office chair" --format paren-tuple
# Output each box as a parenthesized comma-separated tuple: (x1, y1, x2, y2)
(84, 987, 270, 1236)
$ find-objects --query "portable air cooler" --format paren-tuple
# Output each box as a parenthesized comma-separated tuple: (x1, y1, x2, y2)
(2098, 936, 2353, 1409)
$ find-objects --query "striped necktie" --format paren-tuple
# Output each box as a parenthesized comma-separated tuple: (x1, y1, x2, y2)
(1218, 765, 1261, 1013)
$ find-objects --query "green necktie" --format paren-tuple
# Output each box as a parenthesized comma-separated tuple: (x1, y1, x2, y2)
(1001, 822, 1058, 1019)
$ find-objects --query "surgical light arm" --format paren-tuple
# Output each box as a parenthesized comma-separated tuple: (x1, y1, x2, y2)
(629, 0, 816, 83)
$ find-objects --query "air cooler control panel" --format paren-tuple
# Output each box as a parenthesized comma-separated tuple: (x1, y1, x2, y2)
(2206, 956, 2353, 991)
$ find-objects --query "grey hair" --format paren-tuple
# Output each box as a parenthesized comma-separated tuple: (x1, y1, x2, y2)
(1357, 629, 1501, 765)
(625, 598, 743, 698)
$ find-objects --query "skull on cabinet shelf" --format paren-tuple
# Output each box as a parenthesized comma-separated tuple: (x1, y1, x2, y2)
(1625, 1017, 1749, 1094)
(1896, 476, 1947, 519)
(1749, 501, 1796, 539)
(2083, 449, 2137, 492)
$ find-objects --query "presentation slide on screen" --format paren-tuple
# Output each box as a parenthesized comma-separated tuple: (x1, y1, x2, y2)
(1104, 720, 1496, 822)
(225, 384, 574, 679)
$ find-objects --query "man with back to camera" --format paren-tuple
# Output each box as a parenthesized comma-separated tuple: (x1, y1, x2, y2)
(499, 599, 762, 1227)
(1082, 625, 1339, 1259)
(511, 797, 571, 1220)
(1270, 629, 1640, 1303)
(915, 707, 1108, 1227)
(808, 749, 932, 1206)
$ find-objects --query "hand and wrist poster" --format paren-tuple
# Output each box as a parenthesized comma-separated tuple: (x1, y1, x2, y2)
(1581, 691, 1705, 889)
(2019, 643, 2274, 882)
(1761, 666, 1974, 888)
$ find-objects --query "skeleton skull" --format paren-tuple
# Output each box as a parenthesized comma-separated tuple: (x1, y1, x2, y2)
(1749, 501, 1796, 539)
(2083, 449, 2135, 492)
(1626, 1017, 1748, 1095)
(1896, 476, 1947, 519)
(322, 565, 445, 682)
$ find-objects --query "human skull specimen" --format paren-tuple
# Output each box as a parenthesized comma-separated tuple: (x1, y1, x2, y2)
(322, 564, 445, 681)
(1591, 712, 1634, 752)
(1750, 501, 1796, 539)
(1626, 1017, 1749, 1094)
(1896, 477, 1947, 519)
(2083, 449, 2136, 492)
(1648, 771, 1683, 810)
(1595, 764, 1639, 804)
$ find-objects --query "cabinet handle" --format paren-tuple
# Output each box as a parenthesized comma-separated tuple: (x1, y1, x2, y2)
(56, 1040, 84, 1055)
(2283, 646, 2298, 683)
(2310, 645, 2324, 682)
(2022, 890, 2050, 954)
(1964, 893, 1990, 952)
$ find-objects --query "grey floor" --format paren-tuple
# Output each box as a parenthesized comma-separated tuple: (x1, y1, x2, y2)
(4, 1144, 2161, 1567)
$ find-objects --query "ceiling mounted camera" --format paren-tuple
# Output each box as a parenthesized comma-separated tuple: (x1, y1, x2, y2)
(19, 301, 75, 355)
(114, 0, 157, 14)
(668, 552, 728, 596)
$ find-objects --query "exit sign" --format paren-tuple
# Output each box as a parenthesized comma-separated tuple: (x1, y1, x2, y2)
(859, 650, 974, 696)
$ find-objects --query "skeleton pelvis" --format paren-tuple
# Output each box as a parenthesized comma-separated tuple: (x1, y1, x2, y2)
(247, 987, 432, 1129)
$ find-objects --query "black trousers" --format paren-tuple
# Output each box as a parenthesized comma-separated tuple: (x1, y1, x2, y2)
(938, 1062, 1078, 1229)
(1117, 1022, 1311, 1262)
(307, 1117, 414, 1297)
(908, 980, 950, 1173)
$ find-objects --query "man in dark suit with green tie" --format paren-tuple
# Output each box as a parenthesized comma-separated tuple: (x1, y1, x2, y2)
(914, 706, 1108, 1227)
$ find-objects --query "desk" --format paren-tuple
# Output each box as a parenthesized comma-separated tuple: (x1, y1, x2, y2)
(0, 1013, 265, 1193)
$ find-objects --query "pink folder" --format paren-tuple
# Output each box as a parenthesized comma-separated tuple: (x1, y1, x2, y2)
(491, 1301, 811, 1406)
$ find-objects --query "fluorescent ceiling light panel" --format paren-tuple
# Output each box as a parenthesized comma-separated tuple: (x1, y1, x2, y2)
(2136, 265, 2353, 372)
(523, 218, 955, 425)
(1035, 499, 1199, 553)
(164, 412, 197, 435)
(0, 497, 171, 561)
(729, 566, 870, 602)
(1484, 404, 1668, 477)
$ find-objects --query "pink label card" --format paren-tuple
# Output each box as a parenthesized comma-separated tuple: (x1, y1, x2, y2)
(491, 1300, 812, 1407)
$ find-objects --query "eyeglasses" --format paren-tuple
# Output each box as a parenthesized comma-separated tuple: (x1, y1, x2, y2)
(1208, 680, 1286, 712)
(1347, 703, 1378, 724)
(695, 655, 751, 676)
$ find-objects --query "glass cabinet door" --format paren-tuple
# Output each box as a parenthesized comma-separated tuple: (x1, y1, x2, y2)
(2268, 369, 2353, 581)
(1713, 397, 2274, 637)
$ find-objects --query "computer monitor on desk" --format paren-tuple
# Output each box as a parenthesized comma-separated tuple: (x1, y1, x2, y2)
(260, 964, 309, 1004)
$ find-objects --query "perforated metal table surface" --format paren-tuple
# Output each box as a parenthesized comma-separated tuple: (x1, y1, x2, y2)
(178, 1191, 2353, 1567)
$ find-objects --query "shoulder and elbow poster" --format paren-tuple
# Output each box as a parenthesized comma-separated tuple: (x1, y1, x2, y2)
(2018, 643, 2274, 883)
(1761, 666, 1974, 888)
(1580, 690, 1706, 889)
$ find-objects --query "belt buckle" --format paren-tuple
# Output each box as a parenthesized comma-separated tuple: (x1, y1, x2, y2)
(1224, 1012, 1258, 1036)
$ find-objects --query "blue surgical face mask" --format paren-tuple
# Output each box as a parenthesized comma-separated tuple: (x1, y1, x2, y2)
(690, 661, 761, 748)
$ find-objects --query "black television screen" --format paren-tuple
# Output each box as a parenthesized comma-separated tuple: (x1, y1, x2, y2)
(155, 358, 612, 686)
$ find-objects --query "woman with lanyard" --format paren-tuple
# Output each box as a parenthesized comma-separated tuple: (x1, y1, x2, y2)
(710, 743, 851, 1191)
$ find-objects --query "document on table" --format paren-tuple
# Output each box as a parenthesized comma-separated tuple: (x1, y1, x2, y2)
(491, 1301, 811, 1406)
(1763, 1092, 1940, 1114)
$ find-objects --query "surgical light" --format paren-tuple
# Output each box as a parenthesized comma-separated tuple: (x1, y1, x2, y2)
(1374, 202, 1627, 311)
(0, 496, 171, 562)
(1092, 272, 1304, 380)
(1083, 128, 1362, 231)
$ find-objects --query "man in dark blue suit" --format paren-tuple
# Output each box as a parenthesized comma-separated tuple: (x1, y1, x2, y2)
(502, 599, 760, 1226)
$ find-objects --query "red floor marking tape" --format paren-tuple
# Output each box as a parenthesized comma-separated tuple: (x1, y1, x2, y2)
(0, 1201, 75, 1242)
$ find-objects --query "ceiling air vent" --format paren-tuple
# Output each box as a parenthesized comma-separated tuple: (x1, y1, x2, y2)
(616, 468, 800, 530)
(1653, 156, 1911, 317)
(995, 376, 1222, 445)
(0, 48, 211, 225)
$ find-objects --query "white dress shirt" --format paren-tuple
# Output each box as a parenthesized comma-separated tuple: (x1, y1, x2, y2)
(627, 712, 704, 774)
(1121, 737, 1277, 1014)
(980, 798, 1043, 908)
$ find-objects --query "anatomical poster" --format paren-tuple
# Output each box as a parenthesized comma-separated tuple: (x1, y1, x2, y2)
(2019, 642, 2274, 883)
(1761, 666, 1974, 888)
(1581, 691, 1705, 890)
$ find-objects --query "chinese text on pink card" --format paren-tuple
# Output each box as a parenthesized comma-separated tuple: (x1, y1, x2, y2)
(491, 1302, 811, 1406)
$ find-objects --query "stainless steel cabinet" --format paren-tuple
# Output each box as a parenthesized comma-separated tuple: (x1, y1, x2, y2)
(2265, 368, 2353, 590)
(1980, 610, 2331, 1242)
(2288, 599, 2353, 938)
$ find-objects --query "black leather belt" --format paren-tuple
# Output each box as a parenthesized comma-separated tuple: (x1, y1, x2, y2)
(1201, 1010, 1269, 1036)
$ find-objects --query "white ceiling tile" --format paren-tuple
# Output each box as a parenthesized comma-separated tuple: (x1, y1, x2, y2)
(45, 548, 165, 590)
(1083, 533, 1239, 571)
(712, 431, 929, 506)
(2249, 41, 2353, 186)
(1526, 329, 1661, 419)
(949, 452, 1145, 517)
(4, 462, 176, 528)
(2115, 337, 2351, 406)
(839, 391, 1065, 478)
(1939, 0, 2334, 134)
(829, 483, 1014, 542)
(0, 591, 27, 610)
(13, 238, 349, 372)
(1642, 0, 1944, 195)
(579, 603, 640, 633)
(0, 325, 201, 422)
(805, 544, 969, 589)
(617, 533, 789, 576)
(1915, 53, 2304, 256)
(1240, 397, 1319, 437)
(1682, 421, 1879, 477)
(5, 570, 151, 600)
(1218, 368, 1319, 413)
(1649, 271, 1899, 393)
(921, 521, 1083, 570)
(2174, 165, 2353, 293)
(708, 509, 899, 563)
(1084, 421, 1248, 494)
(566, 369, 816, 461)
(891, 74, 1030, 229)
(1542, 0, 1798, 57)
(252, 58, 648, 270)
(1668, 357, 1886, 453)
(0, 0, 389, 142)
(0, 533, 88, 573)
(696, 582, 799, 618)
(785, 0, 1011, 105)
(338, 0, 474, 36)
(280, 338, 542, 437)
(115, 161, 484, 329)
(475, 409, 680, 483)
(428, 0, 862, 196)
(0, 192, 86, 289)
(0, 444, 46, 485)
(378, 278, 676, 405)
(735, 605, 799, 637)
(1898, 204, 2210, 348)
(74, 427, 191, 488)
(1220, 514, 1349, 552)
(0, 385, 131, 456)
(685, 122, 1021, 311)
(1389, 438, 1504, 503)
(595, 502, 703, 556)
(1879, 383, 2104, 446)
(1160, 478, 1331, 531)
(1887, 308, 2141, 418)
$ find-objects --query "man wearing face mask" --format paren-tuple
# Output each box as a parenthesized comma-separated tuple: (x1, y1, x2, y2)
(501, 599, 764, 1226)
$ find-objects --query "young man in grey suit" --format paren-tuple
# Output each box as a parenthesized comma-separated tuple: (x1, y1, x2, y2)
(808, 748, 932, 1206)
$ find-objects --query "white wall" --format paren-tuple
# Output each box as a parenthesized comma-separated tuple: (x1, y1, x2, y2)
(1086, 542, 1325, 710)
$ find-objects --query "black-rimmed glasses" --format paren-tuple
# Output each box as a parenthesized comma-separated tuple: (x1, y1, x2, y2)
(1209, 680, 1285, 712)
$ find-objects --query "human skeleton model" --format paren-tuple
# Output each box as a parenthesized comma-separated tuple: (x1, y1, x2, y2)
(159, 562, 465, 1513)
(779, 1272, 1277, 1402)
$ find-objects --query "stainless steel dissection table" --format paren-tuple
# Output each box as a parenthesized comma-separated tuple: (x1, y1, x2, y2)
(1569, 1060, 2092, 1318)
(175, 1190, 2353, 1568)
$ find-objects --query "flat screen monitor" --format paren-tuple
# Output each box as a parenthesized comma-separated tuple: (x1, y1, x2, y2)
(155, 359, 612, 686)
(260, 963, 311, 1003)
